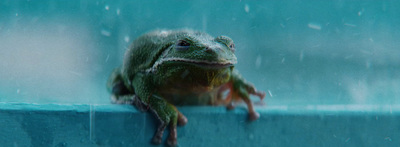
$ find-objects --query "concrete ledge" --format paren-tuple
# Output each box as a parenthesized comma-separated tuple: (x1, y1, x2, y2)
(0, 103, 399, 147)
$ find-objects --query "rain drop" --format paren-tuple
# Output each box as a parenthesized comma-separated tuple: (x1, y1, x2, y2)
(244, 4, 250, 13)
(101, 29, 111, 37)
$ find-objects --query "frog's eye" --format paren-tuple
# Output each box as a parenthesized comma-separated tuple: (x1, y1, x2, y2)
(215, 36, 235, 52)
(175, 40, 190, 51)
(229, 43, 235, 52)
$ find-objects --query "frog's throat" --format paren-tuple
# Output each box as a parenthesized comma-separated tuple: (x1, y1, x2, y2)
(145, 57, 236, 73)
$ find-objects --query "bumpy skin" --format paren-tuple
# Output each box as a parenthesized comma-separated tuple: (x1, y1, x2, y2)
(107, 29, 265, 146)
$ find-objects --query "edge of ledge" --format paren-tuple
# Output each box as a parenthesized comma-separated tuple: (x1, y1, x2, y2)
(1, 102, 400, 147)
(1, 102, 399, 115)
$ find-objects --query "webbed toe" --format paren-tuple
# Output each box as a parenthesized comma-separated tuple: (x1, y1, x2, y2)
(167, 137, 178, 147)
(177, 112, 188, 126)
(151, 136, 163, 145)
(248, 111, 260, 121)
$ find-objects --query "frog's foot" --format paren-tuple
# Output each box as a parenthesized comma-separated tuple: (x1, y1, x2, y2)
(226, 101, 236, 110)
(167, 126, 178, 147)
(151, 122, 166, 145)
(152, 125, 178, 147)
(249, 111, 260, 121)
(177, 111, 188, 126)
(243, 98, 260, 121)
(149, 98, 180, 146)
(253, 90, 266, 100)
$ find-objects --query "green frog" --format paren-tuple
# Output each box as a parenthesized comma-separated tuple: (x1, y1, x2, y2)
(107, 29, 265, 146)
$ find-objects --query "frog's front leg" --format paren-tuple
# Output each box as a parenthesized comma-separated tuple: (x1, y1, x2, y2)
(147, 96, 185, 146)
(132, 74, 187, 146)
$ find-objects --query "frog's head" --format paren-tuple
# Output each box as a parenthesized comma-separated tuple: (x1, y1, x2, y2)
(147, 30, 237, 87)
(159, 31, 237, 70)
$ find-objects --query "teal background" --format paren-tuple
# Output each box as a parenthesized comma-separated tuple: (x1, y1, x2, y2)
(1, 0, 399, 105)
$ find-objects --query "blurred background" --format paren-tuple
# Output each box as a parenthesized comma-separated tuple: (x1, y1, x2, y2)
(0, 0, 399, 105)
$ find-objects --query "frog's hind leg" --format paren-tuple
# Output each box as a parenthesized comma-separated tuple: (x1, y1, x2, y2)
(107, 68, 135, 104)
(216, 83, 237, 110)
(148, 96, 179, 146)
(245, 83, 266, 101)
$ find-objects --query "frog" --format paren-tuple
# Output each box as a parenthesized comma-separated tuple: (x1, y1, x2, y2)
(107, 29, 265, 146)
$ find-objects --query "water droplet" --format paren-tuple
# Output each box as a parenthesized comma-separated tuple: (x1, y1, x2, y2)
(124, 36, 130, 43)
(17, 89, 20, 94)
(358, 8, 364, 16)
(369, 38, 374, 42)
(69, 71, 82, 77)
(308, 22, 321, 30)
(244, 4, 250, 13)
(105, 5, 109, 11)
(255, 55, 262, 69)
(202, 15, 207, 31)
(299, 50, 304, 62)
(101, 29, 111, 37)
(344, 23, 357, 27)
(116, 8, 121, 15)
(385, 137, 392, 141)
(268, 90, 273, 97)
(105, 54, 110, 63)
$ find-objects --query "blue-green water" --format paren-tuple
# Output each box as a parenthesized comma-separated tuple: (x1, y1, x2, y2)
(0, 0, 399, 105)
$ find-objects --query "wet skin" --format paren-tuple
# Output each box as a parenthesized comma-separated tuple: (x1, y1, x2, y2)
(107, 29, 265, 146)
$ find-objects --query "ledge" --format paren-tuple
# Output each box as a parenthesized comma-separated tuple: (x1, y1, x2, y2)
(1, 103, 399, 147)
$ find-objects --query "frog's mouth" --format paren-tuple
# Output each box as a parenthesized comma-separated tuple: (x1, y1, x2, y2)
(162, 57, 236, 68)
(146, 57, 236, 73)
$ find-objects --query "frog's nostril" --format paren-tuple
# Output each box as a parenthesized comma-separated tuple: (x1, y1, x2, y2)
(205, 47, 213, 53)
